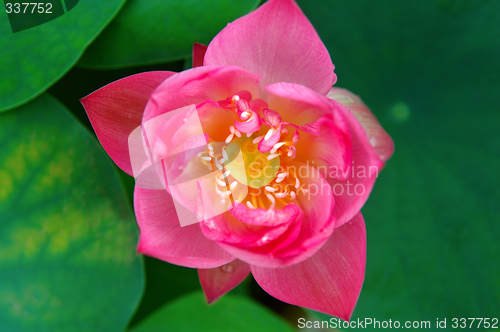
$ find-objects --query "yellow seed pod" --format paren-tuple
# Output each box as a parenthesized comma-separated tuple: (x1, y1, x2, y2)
(225, 136, 280, 189)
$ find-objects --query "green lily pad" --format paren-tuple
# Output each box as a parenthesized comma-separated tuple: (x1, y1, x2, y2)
(78, 0, 260, 68)
(0, 0, 125, 112)
(0, 94, 144, 332)
(130, 292, 295, 332)
(298, 0, 500, 324)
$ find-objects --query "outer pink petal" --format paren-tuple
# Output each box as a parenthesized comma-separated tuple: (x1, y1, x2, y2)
(143, 65, 260, 123)
(327, 88, 394, 162)
(329, 101, 384, 228)
(81, 71, 175, 175)
(192, 43, 208, 68)
(251, 212, 366, 321)
(134, 185, 234, 268)
(198, 260, 250, 303)
(204, 0, 335, 95)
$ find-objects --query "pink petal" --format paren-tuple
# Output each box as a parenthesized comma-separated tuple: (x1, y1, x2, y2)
(230, 203, 302, 227)
(198, 260, 250, 303)
(81, 71, 175, 175)
(265, 83, 353, 178)
(328, 101, 385, 228)
(134, 185, 234, 268)
(295, 116, 352, 180)
(257, 127, 281, 153)
(143, 66, 260, 123)
(192, 43, 208, 68)
(263, 109, 282, 128)
(327, 88, 394, 162)
(234, 111, 261, 133)
(200, 209, 297, 248)
(266, 82, 334, 126)
(251, 212, 366, 321)
(204, 0, 335, 95)
(211, 162, 335, 268)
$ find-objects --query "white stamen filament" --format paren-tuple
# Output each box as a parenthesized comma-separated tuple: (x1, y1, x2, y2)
(264, 128, 274, 141)
(201, 156, 211, 161)
(265, 186, 278, 192)
(290, 191, 296, 200)
(266, 194, 276, 206)
(234, 129, 242, 137)
(270, 142, 286, 154)
(229, 181, 238, 191)
(222, 148, 228, 160)
(246, 201, 256, 209)
(215, 178, 226, 187)
(267, 153, 280, 160)
(232, 95, 240, 102)
(277, 172, 288, 179)
(274, 192, 288, 198)
(295, 177, 300, 189)
(246, 133, 253, 137)
(275, 172, 288, 183)
(208, 150, 214, 157)
(252, 135, 264, 144)
(218, 157, 226, 164)
(229, 126, 235, 134)
(287, 149, 293, 157)
(207, 143, 214, 151)
(215, 159, 223, 170)
(221, 170, 231, 178)
(225, 133, 234, 144)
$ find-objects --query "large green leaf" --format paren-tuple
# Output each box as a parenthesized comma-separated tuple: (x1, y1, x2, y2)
(128, 257, 200, 327)
(130, 292, 294, 332)
(298, 0, 500, 325)
(0, 94, 144, 332)
(0, 0, 125, 112)
(78, 0, 260, 68)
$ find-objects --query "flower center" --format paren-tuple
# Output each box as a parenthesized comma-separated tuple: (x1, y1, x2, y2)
(225, 136, 280, 189)
(197, 93, 307, 210)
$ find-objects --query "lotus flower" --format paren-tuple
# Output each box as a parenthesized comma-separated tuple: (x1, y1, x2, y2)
(81, 0, 393, 321)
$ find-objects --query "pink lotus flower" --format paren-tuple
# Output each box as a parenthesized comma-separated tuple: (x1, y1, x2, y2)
(81, 0, 393, 321)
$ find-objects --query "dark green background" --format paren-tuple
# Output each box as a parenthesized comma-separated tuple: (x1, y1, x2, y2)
(1, 0, 498, 331)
